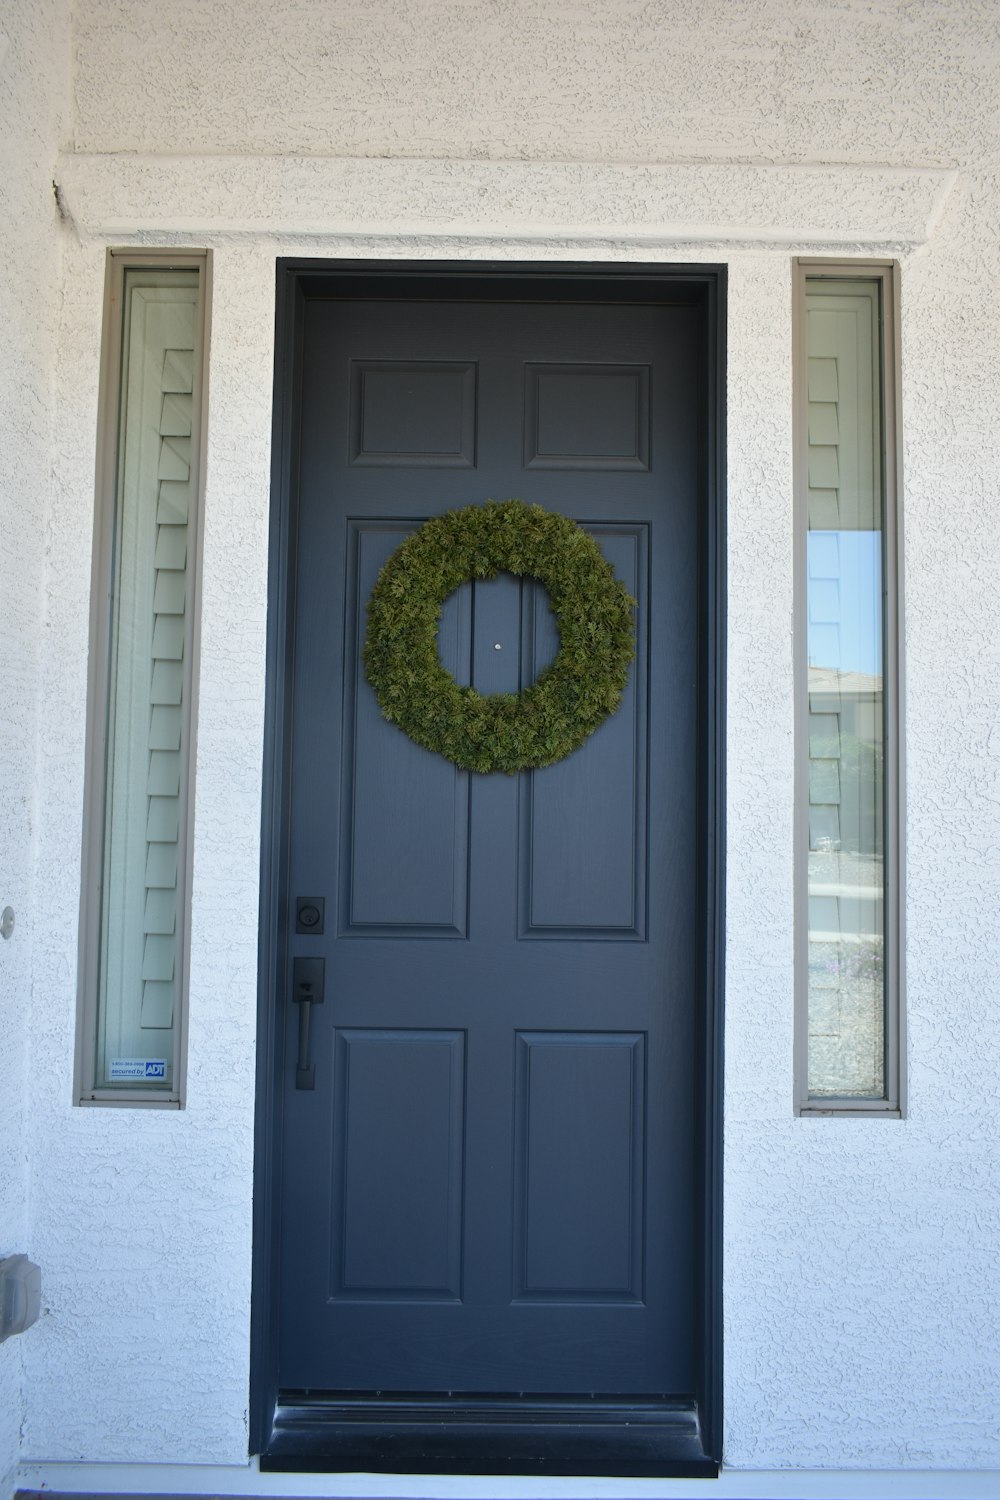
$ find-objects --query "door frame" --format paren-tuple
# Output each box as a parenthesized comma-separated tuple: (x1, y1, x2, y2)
(251, 259, 727, 1476)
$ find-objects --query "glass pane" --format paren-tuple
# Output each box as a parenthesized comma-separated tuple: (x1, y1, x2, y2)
(95, 268, 200, 1091)
(804, 279, 886, 1099)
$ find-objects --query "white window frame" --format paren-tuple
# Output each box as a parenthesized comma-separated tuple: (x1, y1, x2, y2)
(75, 249, 210, 1107)
(793, 258, 905, 1117)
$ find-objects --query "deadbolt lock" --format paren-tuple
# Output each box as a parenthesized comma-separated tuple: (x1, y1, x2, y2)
(295, 896, 325, 934)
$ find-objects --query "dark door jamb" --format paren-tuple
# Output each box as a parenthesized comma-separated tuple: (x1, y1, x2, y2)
(251, 258, 727, 1477)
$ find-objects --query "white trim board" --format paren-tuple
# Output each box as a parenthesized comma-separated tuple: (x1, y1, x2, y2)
(15, 1466, 1000, 1500)
(55, 155, 955, 249)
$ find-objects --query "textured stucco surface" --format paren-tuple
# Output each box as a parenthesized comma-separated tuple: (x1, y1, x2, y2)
(56, 155, 952, 250)
(0, 4, 69, 1497)
(70, 0, 1000, 170)
(9, 0, 1000, 1481)
(725, 167, 1000, 1463)
(21, 240, 270, 1465)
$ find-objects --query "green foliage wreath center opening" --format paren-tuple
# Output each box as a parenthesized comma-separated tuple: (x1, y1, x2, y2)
(363, 499, 636, 774)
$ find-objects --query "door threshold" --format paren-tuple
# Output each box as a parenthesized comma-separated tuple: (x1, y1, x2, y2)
(260, 1392, 718, 1476)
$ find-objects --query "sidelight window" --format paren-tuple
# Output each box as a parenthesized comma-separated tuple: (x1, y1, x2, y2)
(794, 262, 903, 1115)
(76, 252, 209, 1105)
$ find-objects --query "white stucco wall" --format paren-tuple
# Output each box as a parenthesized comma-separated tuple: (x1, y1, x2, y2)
(9, 0, 1000, 1482)
(0, 3, 70, 1496)
(68, 0, 996, 171)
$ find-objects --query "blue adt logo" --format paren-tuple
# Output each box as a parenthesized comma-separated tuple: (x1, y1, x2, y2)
(144, 1061, 166, 1079)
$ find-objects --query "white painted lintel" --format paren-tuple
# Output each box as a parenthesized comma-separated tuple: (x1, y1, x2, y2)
(55, 154, 956, 249)
(15, 1463, 1000, 1500)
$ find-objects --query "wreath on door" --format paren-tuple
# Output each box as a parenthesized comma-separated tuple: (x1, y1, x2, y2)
(363, 499, 635, 774)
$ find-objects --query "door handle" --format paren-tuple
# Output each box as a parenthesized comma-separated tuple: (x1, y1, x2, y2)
(291, 957, 325, 1090)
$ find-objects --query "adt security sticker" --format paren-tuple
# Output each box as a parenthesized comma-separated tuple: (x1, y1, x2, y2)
(109, 1058, 167, 1081)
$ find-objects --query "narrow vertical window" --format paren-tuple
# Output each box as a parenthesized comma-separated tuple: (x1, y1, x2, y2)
(795, 263, 902, 1115)
(78, 253, 208, 1104)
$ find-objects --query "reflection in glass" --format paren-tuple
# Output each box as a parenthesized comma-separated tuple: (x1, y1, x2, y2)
(804, 279, 886, 1098)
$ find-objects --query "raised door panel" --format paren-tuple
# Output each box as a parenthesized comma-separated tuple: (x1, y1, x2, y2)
(512, 1031, 645, 1303)
(349, 360, 477, 468)
(330, 1028, 466, 1301)
(523, 363, 650, 471)
(339, 522, 471, 937)
(518, 527, 647, 939)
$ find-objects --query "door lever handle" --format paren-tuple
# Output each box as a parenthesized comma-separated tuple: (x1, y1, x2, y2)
(292, 956, 325, 1090)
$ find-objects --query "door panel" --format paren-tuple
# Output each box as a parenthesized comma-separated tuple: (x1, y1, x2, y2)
(518, 525, 647, 938)
(276, 295, 700, 1400)
(330, 1028, 466, 1300)
(512, 1031, 645, 1301)
(338, 522, 471, 936)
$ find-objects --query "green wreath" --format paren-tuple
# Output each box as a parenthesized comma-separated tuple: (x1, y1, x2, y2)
(363, 499, 636, 774)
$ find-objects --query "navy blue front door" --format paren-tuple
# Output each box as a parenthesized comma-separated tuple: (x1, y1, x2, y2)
(276, 293, 702, 1399)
